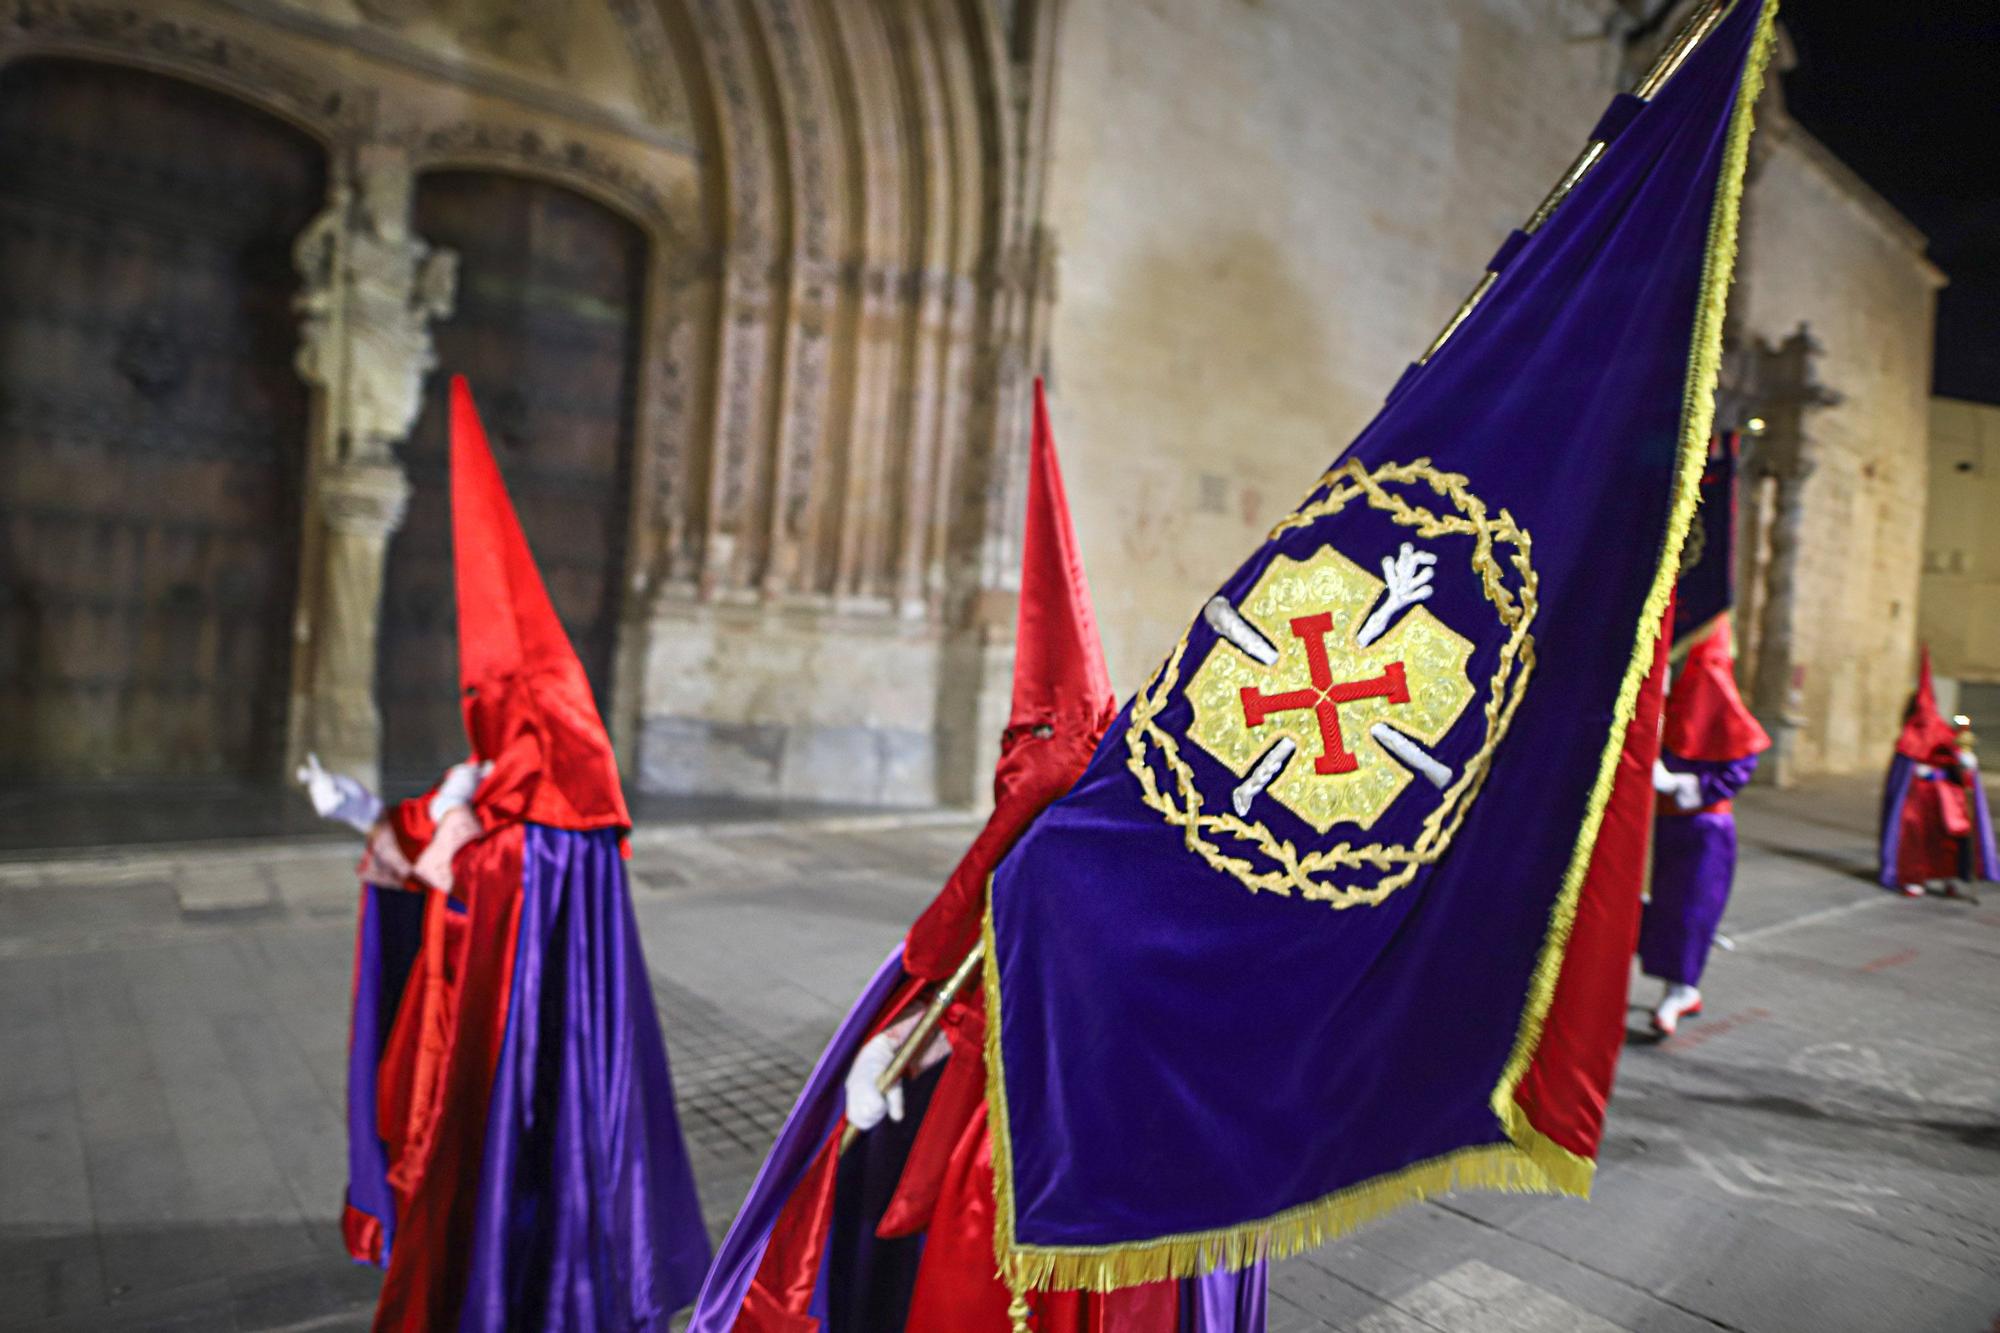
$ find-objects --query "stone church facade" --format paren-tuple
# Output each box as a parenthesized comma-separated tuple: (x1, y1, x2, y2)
(0, 0, 1942, 807)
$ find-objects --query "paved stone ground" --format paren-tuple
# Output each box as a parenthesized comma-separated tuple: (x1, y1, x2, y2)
(0, 780, 1995, 1332)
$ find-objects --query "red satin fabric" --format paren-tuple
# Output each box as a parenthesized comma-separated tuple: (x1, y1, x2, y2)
(342, 1203, 384, 1267)
(1896, 646, 1961, 766)
(1513, 613, 1669, 1160)
(905, 721, 1109, 981)
(877, 997, 987, 1238)
(1898, 774, 1971, 883)
(372, 824, 526, 1332)
(1012, 380, 1113, 734)
(388, 790, 440, 865)
(450, 377, 629, 834)
(905, 379, 1115, 983)
(901, 1064, 1180, 1333)
(1661, 620, 1768, 763)
(376, 883, 471, 1209)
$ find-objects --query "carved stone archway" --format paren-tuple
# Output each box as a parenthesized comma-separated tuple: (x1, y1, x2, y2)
(1, 0, 1064, 806)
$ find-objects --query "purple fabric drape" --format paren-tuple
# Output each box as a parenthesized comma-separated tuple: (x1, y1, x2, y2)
(345, 881, 426, 1266)
(1877, 754, 1916, 888)
(1189, 1267, 1268, 1332)
(1971, 776, 1999, 880)
(456, 826, 711, 1331)
(686, 949, 906, 1333)
(987, 0, 1770, 1255)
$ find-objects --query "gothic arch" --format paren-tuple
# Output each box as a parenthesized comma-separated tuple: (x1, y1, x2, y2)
(0, 9, 370, 149)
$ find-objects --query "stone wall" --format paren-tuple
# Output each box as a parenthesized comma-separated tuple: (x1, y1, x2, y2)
(3, 0, 1947, 801)
(1040, 0, 1627, 696)
(1041, 0, 1943, 782)
(1731, 120, 1942, 776)
(1921, 398, 2000, 697)
(0, 0, 1056, 804)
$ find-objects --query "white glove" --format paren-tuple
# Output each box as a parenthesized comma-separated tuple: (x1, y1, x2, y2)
(296, 752, 382, 833)
(427, 760, 493, 822)
(1651, 760, 1701, 812)
(843, 1032, 905, 1133)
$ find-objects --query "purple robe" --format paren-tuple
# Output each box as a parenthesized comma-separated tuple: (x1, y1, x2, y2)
(1638, 752, 1757, 986)
(454, 825, 712, 1330)
(686, 947, 1268, 1331)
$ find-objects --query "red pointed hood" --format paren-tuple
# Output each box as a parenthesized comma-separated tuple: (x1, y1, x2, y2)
(1009, 379, 1115, 738)
(1661, 619, 1769, 763)
(452, 377, 630, 831)
(1895, 645, 1960, 765)
(899, 378, 1113, 981)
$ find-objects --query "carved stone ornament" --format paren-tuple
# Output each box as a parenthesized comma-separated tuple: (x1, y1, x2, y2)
(292, 154, 457, 460)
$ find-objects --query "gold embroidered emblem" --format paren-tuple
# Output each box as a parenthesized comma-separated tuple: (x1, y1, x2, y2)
(1185, 548, 1475, 834)
(1125, 458, 1538, 907)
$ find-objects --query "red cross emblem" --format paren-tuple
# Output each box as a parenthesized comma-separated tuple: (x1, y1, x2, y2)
(1239, 612, 1411, 775)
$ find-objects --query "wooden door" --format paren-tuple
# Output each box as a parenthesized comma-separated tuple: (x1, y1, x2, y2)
(377, 171, 645, 787)
(0, 60, 323, 783)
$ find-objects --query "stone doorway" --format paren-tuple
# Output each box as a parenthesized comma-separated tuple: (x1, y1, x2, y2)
(376, 171, 645, 790)
(0, 59, 323, 784)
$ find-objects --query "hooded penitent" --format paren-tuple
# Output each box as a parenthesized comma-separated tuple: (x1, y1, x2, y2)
(1661, 620, 1769, 768)
(1638, 619, 1769, 988)
(688, 381, 1267, 1332)
(352, 378, 709, 1331)
(1879, 647, 1998, 887)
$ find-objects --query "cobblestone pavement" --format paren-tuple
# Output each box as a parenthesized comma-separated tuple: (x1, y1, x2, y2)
(0, 782, 1995, 1331)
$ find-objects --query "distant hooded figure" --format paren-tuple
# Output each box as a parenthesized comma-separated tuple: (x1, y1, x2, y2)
(1637, 621, 1769, 1036)
(686, 381, 1267, 1332)
(302, 377, 710, 1330)
(1878, 647, 1997, 897)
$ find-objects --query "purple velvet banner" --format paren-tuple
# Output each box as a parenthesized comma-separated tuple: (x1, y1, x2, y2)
(987, 0, 1771, 1266)
(1672, 439, 1736, 651)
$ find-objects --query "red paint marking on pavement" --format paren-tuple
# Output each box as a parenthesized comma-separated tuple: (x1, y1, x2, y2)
(1663, 1006, 1772, 1053)
(1860, 947, 1920, 973)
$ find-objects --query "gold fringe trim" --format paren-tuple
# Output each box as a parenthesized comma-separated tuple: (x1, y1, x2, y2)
(981, 3, 1779, 1296)
(1011, 1143, 1557, 1294)
(1488, 0, 1776, 1143)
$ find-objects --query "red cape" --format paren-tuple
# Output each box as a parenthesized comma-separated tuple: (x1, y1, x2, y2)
(1661, 619, 1769, 763)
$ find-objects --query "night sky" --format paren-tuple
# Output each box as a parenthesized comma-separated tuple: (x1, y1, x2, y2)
(1778, 3, 2000, 405)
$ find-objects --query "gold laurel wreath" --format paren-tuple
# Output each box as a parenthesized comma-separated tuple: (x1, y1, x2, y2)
(1123, 457, 1539, 906)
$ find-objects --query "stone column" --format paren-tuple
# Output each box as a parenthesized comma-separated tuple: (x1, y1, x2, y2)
(288, 146, 456, 787)
(303, 463, 411, 788)
(1741, 325, 1840, 788)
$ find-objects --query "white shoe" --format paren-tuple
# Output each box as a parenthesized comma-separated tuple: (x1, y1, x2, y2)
(1650, 984, 1702, 1038)
(1899, 883, 1924, 897)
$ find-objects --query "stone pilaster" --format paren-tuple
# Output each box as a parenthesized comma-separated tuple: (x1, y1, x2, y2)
(1740, 326, 1842, 787)
(288, 146, 453, 789)
(302, 462, 411, 789)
